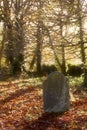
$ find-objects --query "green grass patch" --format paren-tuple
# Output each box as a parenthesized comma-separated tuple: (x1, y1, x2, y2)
(69, 76, 83, 88)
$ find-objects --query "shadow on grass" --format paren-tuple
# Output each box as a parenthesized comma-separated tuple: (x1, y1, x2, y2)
(0, 87, 35, 105)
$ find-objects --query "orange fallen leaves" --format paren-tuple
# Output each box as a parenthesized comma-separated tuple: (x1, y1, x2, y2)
(0, 80, 87, 130)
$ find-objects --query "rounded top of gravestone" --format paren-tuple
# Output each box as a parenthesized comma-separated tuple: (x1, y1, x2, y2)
(44, 71, 66, 82)
(48, 71, 65, 77)
(42, 71, 68, 88)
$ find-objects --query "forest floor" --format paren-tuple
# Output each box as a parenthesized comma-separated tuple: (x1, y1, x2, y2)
(0, 78, 87, 130)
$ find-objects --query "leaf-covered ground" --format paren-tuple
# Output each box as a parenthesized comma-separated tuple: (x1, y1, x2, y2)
(0, 79, 87, 130)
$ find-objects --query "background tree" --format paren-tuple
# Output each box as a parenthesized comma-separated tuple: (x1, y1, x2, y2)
(0, 0, 33, 75)
(0, 0, 87, 84)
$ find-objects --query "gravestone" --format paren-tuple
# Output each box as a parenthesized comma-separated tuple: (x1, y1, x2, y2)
(43, 71, 70, 113)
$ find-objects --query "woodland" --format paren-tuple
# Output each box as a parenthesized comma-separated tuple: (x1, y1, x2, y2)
(0, 0, 87, 129)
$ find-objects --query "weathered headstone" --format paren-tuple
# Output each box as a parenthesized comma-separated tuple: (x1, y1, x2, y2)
(43, 71, 70, 113)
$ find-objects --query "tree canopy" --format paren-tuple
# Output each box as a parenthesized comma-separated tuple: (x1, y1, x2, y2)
(0, 0, 87, 85)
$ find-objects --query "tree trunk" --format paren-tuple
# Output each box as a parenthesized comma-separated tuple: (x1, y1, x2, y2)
(77, 0, 86, 87)
(36, 21, 43, 74)
(82, 69, 87, 88)
(0, 24, 5, 68)
(61, 45, 66, 75)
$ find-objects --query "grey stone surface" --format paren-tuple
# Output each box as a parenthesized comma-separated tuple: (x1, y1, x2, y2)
(43, 71, 70, 113)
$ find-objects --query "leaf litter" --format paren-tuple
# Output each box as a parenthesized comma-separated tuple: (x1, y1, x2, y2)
(0, 79, 87, 130)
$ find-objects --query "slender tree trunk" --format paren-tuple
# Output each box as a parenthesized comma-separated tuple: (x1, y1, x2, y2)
(78, 14, 85, 63)
(77, 0, 85, 63)
(78, 0, 87, 87)
(77, 0, 86, 87)
(36, 21, 43, 73)
(0, 24, 5, 68)
(36, 1, 43, 74)
(61, 45, 66, 75)
(59, 2, 66, 75)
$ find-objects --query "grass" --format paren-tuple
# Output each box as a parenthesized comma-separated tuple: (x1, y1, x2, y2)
(69, 76, 83, 88)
